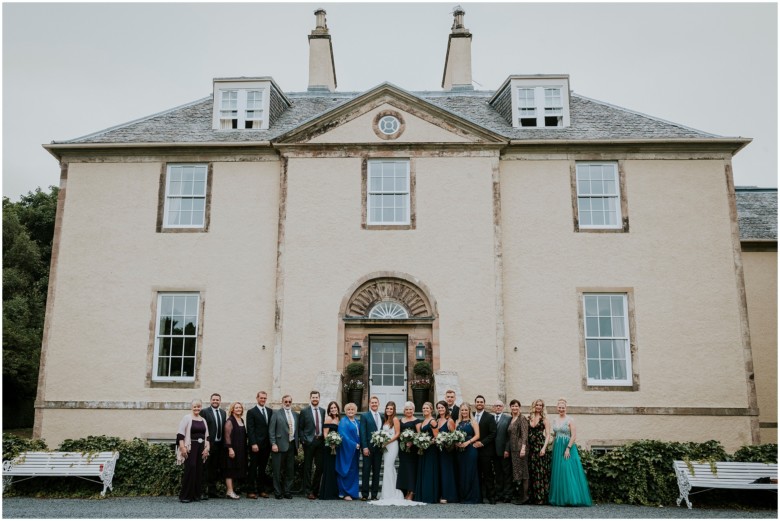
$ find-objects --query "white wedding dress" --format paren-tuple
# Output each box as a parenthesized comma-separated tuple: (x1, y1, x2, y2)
(369, 424, 425, 506)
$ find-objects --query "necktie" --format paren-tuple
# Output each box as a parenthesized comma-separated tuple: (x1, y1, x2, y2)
(314, 407, 320, 436)
(374, 412, 380, 429)
(286, 409, 294, 442)
(261, 407, 267, 422)
(215, 408, 222, 442)
(476, 412, 481, 423)
(495, 414, 500, 423)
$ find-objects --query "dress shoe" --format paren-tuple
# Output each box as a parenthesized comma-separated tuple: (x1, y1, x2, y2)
(275, 494, 284, 500)
(371, 496, 379, 501)
(360, 496, 368, 501)
(259, 492, 270, 498)
(307, 493, 317, 500)
(284, 494, 293, 499)
(247, 493, 258, 499)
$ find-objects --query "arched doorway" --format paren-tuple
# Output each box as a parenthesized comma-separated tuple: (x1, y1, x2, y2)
(338, 273, 438, 409)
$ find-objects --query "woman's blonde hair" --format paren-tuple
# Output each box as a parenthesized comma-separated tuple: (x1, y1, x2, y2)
(459, 402, 473, 421)
(528, 398, 547, 420)
(227, 401, 244, 417)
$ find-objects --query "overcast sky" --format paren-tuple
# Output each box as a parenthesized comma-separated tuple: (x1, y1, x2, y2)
(2, 2, 777, 199)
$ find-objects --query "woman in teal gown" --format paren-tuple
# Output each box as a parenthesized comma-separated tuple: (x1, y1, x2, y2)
(548, 398, 592, 507)
(455, 402, 481, 504)
(413, 402, 440, 503)
(336, 402, 361, 500)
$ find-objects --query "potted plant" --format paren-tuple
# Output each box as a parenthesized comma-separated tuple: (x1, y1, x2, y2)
(410, 361, 433, 412)
(343, 362, 365, 411)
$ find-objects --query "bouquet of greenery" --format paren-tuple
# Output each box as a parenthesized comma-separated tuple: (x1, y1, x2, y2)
(399, 428, 416, 453)
(370, 430, 392, 453)
(324, 431, 342, 455)
(452, 427, 468, 451)
(434, 430, 463, 451)
(413, 432, 433, 455)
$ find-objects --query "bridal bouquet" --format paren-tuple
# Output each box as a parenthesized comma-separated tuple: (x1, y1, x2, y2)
(370, 430, 392, 453)
(452, 428, 468, 451)
(324, 431, 342, 455)
(399, 428, 416, 453)
(413, 432, 433, 455)
(435, 430, 464, 451)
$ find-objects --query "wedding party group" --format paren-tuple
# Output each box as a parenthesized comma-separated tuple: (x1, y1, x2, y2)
(175, 389, 592, 507)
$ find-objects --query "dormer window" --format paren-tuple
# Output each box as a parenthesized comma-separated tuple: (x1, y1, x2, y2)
(490, 75, 571, 129)
(211, 78, 288, 131)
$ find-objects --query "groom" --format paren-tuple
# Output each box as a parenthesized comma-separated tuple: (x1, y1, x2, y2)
(359, 395, 384, 501)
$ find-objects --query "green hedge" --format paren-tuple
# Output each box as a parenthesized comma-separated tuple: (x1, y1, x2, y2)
(580, 439, 777, 506)
(2, 433, 777, 502)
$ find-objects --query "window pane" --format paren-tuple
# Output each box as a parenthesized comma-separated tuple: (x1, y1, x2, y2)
(612, 317, 625, 337)
(599, 317, 612, 336)
(614, 360, 627, 380)
(597, 296, 611, 316)
(600, 360, 614, 380)
(586, 339, 599, 358)
(170, 358, 183, 377)
(394, 375, 404, 386)
(370, 175, 381, 192)
(184, 338, 196, 357)
(613, 340, 627, 359)
(584, 296, 598, 317)
(383, 208, 394, 222)
(172, 338, 183, 357)
(587, 360, 600, 380)
(183, 358, 195, 377)
(585, 317, 598, 336)
(599, 340, 612, 359)
(157, 357, 170, 377)
(158, 338, 171, 357)
(591, 180, 604, 195)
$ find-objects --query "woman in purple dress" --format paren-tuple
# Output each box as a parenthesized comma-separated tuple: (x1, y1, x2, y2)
(223, 401, 247, 499)
(176, 399, 210, 503)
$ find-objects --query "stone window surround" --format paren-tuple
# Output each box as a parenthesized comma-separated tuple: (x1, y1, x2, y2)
(576, 287, 639, 392)
(570, 159, 630, 233)
(145, 288, 205, 389)
(361, 157, 416, 230)
(156, 162, 213, 233)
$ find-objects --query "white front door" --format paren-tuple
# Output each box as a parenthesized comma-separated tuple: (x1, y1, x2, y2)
(369, 337, 407, 408)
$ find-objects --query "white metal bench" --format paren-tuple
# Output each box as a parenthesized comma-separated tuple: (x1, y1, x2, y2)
(673, 460, 777, 509)
(2, 451, 120, 496)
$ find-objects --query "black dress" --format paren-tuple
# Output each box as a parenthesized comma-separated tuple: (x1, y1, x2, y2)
(178, 418, 207, 501)
(319, 421, 340, 500)
(396, 417, 421, 494)
(223, 416, 247, 480)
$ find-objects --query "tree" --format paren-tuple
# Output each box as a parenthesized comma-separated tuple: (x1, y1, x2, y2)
(2, 187, 59, 425)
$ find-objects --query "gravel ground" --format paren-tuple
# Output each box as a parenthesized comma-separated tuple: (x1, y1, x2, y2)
(1, 496, 776, 519)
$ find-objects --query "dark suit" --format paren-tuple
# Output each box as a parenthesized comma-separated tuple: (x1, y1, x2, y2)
(247, 404, 273, 494)
(359, 409, 384, 499)
(449, 404, 460, 422)
(202, 405, 227, 495)
(492, 412, 512, 501)
(475, 410, 497, 502)
(268, 408, 299, 497)
(298, 404, 326, 496)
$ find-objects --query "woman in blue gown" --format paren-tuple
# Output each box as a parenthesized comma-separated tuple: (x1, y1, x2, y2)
(396, 401, 421, 500)
(336, 402, 361, 500)
(319, 401, 341, 500)
(413, 402, 440, 503)
(455, 402, 481, 504)
(435, 400, 458, 503)
(548, 398, 592, 507)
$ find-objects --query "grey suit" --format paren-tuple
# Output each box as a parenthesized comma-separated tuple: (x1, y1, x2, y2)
(493, 412, 512, 500)
(268, 408, 300, 497)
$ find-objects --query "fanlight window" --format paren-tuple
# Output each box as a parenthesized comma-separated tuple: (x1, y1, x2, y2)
(368, 301, 409, 319)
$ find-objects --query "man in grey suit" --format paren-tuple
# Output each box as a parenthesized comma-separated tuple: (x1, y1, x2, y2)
(492, 400, 513, 502)
(298, 390, 326, 499)
(268, 394, 299, 499)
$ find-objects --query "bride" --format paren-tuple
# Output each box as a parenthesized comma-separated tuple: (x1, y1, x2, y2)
(369, 401, 424, 506)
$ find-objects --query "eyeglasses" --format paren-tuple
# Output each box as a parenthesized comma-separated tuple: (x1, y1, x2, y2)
(283, 400, 292, 404)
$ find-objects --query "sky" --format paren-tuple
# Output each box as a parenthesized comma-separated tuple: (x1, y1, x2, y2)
(2, 2, 777, 199)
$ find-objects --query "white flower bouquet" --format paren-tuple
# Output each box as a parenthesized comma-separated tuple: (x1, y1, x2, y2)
(399, 428, 416, 453)
(413, 432, 433, 455)
(324, 430, 342, 455)
(435, 430, 465, 451)
(453, 427, 468, 451)
(370, 429, 392, 453)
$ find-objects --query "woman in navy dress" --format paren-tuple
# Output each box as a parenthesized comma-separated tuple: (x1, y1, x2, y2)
(396, 401, 421, 500)
(223, 401, 247, 500)
(413, 402, 440, 503)
(319, 401, 341, 500)
(176, 399, 210, 503)
(455, 402, 481, 504)
(435, 400, 458, 503)
(336, 402, 361, 500)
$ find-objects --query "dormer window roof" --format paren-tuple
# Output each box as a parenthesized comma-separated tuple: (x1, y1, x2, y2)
(489, 74, 571, 129)
(211, 77, 291, 131)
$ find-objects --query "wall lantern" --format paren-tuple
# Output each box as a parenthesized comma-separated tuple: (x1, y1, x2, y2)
(415, 342, 426, 360)
(351, 342, 362, 360)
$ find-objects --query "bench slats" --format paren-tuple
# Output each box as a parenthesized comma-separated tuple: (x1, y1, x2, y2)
(3, 451, 120, 496)
(673, 460, 777, 510)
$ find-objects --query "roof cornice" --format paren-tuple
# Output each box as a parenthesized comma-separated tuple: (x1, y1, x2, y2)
(505, 137, 751, 155)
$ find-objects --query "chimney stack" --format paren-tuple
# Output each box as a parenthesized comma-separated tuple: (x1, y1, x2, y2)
(308, 8, 337, 92)
(441, 6, 473, 91)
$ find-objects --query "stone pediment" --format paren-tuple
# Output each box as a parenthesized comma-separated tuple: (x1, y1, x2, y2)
(274, 83, 506, 146)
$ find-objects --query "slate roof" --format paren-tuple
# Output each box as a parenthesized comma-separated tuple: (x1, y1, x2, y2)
(735, 188, 778, 241)
(55, 88, 725, 145)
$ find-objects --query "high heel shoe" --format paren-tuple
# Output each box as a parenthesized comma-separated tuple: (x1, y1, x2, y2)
(226, 491, 240, 499)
